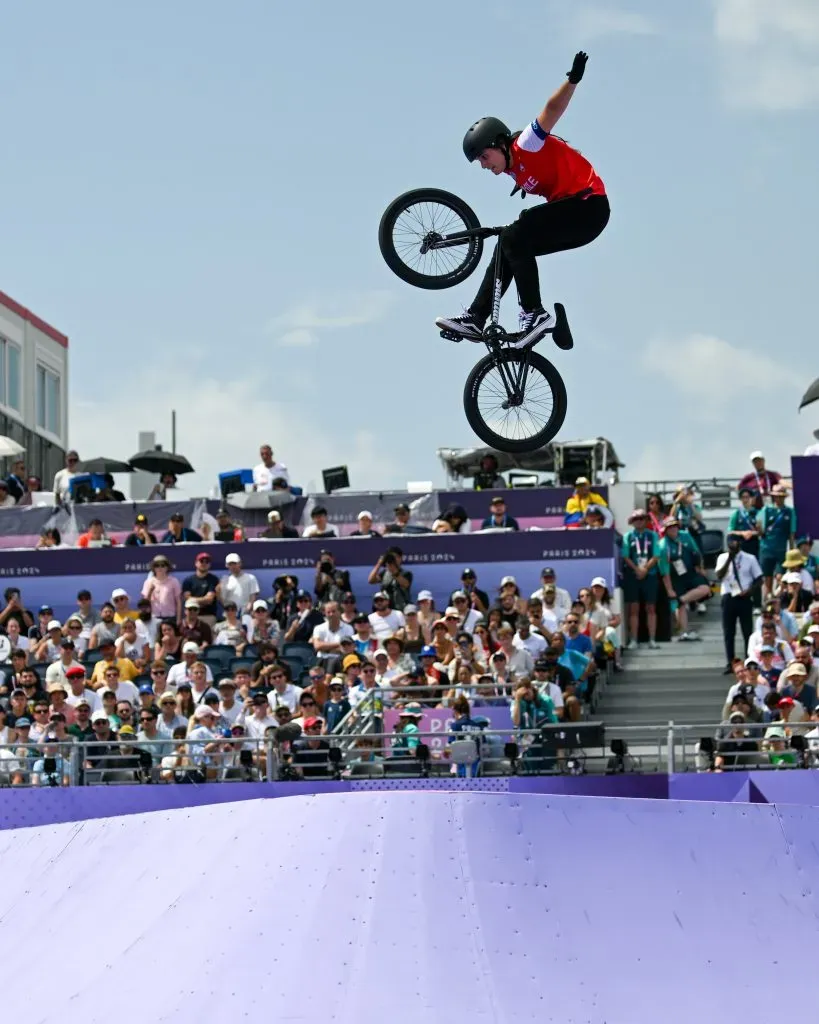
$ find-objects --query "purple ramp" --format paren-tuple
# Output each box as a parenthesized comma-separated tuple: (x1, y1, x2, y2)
(1, 791, 816, 1024)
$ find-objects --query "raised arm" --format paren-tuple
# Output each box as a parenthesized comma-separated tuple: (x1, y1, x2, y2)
(536, 52, 587, 134)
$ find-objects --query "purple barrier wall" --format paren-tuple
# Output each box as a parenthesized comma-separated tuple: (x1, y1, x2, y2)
(0, 529, 616, 619)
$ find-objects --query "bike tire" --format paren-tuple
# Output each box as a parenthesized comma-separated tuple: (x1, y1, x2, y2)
(378, 188, 484, 290)
(463, 349, 568, 452)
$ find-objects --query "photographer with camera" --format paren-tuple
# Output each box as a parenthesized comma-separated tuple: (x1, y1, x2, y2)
(368, 546, 413, 611)
(31, 733, 71, 787)
(314, 551, 352, 605)
(270, 575, 300, 628)
(513, 678, 560, 772)
(283, 591, 324, 643)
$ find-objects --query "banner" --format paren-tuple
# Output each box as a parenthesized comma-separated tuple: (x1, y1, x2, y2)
(382, 706, 514, 753)
(790, 456, 819, 539)
(0, 529, 617, 621)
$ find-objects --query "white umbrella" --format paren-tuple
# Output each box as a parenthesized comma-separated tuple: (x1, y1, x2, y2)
(0, 435, 25, 458)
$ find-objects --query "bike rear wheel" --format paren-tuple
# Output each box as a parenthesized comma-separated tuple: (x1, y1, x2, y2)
(463, 349, 567, 452)
(378, 188, 483, 290)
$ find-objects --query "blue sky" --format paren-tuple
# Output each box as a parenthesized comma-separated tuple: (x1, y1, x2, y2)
(2, 0, 818, 495)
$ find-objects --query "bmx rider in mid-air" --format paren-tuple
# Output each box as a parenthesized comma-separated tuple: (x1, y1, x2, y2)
(436, 51, 610, 350)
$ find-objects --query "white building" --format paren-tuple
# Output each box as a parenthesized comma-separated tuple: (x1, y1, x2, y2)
(0, 288, 69, 486)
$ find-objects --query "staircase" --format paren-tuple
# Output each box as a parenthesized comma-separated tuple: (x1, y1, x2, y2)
(595, 598, 730, 770)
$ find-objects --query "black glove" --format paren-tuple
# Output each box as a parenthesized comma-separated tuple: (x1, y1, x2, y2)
(567, 51, 588, 85)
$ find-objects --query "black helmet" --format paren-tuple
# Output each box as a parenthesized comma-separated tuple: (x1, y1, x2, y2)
(463, 117, 511, 162)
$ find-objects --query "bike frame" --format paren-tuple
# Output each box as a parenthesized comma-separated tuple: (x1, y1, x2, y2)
(426, 226, 533, 404)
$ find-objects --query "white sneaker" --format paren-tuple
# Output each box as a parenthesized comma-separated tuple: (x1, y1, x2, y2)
(435, 311, 485, 341)
(648, 639, 660, 650)
(696, 602, 707, 615)
(686, 630, 701, 641)
(626, 639, 638, 652)
(509, 307, 554, 349)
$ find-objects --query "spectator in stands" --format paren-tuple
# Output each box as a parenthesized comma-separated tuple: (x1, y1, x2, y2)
(253, 444, 289, 490)
(303, 506, 338, 539)
(28, 604, 56, 643)
(72, 590, 99, 639)
(562, 612, 594, 663)
(89, 603, 120, 649)
(77, 518, 116, 548)
(511, 679, 557, 729)
(513, 615, 548, 659)
(321, 680, 351, 732)
(480, 495, 519, 531)
(181, 600, 214, 648)
(793, 641, 819, 690)
(565, 476, 608, 524)
(748, 621, 794, 669)
(778, 662, 817, 712)
(141, 555, 183, 623)
(0, 480, 14, 507)
(728, 489, 760, 560)
(530, 567, 572, 621)
(795, 538, 819, 587)
(668, 485, 704, 551)
(161, 511, 202, 544)
(533, 650, 573, 702)
(0, 588, 34, 633)
(587, 579, 621, 662)
(283, 591, 323, 643)
(757, 484, 797, 599)
(181, 553, 220, 625)
(384, 501, 418, 535)
(219, 553, 259, 614)
(737, 451, 781, 506)
(659, 517, 711, 642)
(315, 551, 351, 605)
(350, 510, 379, 537)
(311, 601, 354, 663)
(368, 547, 412, 610)
(437, 503, 470, 533)
(212, 506, 243, 542)
(452, 568, 488, 615)
(68, 700, 94, 741)
(4, 458, 26, 503)
(34, 621, 66, 663)
(645, 493, 667, 536)
(621, 509, 661, 650)
(45, 640, 83, 686)
(123, 512, 156, 547)
(259, 509, 299, 538)
(472, 453, 505, 491)
(111, 589, 138, 625)
(64, 666, 96, 710)
(583, 505, 608, 529)
(779, 570, 814, 615)
(147, 472, 177, 501)
(494, 624, 534, 680)
(93, 656, 139, 694)
(53, 450, 79, 503)
(369, 592, 406, 641)
(713, 714, 759, 772)
(269, 575, 299, 628)
(154, 621, 183, 663)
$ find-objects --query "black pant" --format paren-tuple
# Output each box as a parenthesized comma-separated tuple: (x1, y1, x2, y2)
(471, 193, 610, 319)
(721, 594, 753, 664)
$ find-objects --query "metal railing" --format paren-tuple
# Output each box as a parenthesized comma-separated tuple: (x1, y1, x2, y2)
(1, 717, 814, 786)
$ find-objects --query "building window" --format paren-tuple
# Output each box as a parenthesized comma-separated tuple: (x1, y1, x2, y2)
(36, 363, 61, 435)
(0, 337, 21, 412)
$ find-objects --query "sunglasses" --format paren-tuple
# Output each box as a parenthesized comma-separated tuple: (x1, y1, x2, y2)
(151, 669, 167, 675)
(270, 673, 285, 680)
(113, 596, 128, 602)
(196, 558, 211, 563)
(139, 716, 153, 723)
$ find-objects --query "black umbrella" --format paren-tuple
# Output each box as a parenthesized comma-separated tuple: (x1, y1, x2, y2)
(77, 457, 134, 475)
(128, 448, 194, 475)
(799, 377, 819, 410)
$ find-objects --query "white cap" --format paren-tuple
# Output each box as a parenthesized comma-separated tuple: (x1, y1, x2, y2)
(750, 450, 764, 461)
(194, 704, 218, 721)
(444, 606, 459, 617)
(590, 577, 608, 588)
(91, 709, 109, 723)
(744, 657, 759, 668)
(808, 625, 819, 635)
(47, 619, 62, 631)
(374, 648, 388, 658)
(500, 575, 516, 586)
(267, 510, 281, 521)
(357, 510, 373, 519)
(111, 588, 129, 601)
(783, 572, 803, 584)
(182, 641, 200, 655)
(225, 553, 241, 565)
(252, 599, 268, 611)
(184, 598, 200, 609)
(785, 661, 807, 677)
(417, 590, 433, 601)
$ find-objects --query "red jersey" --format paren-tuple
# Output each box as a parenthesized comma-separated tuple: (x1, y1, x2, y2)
(507, 120, 606, 202)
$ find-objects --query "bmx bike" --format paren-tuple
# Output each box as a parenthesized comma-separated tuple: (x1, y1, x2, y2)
(378, 187, 569, 452)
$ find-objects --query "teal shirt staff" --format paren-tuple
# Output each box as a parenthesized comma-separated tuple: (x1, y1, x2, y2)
(758, 504, 796, 552)
(621, 528, 660, 575)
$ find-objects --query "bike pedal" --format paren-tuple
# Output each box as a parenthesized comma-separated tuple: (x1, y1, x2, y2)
(440, 330, 461, 342)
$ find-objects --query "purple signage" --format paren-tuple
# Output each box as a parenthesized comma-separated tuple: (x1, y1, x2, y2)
(0, 529, 617, 620)
(383, 706, 514, 753)
(791, 456, 819, 539)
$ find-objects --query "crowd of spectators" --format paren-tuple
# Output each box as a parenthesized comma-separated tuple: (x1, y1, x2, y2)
(0, 547, 624, 784)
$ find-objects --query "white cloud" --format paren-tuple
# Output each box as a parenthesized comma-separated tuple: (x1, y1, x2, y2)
(645, 333, 802, 414)
(634, 331, 809, 482)
(570, 6, 657, 39)
(267, 290, 394, 346)
(70, 358, 397, 499)
(278, 328, 315, 348)
(713, 0, 819, 110)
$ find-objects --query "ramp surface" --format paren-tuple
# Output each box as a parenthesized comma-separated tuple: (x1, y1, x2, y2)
(1, 791, 816, 1024)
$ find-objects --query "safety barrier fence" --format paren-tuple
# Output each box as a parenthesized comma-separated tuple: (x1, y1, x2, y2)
(0, 718, 814, 786)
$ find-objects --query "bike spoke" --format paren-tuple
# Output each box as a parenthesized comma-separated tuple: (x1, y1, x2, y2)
(390, 201, 477, 281)
(474, 357, 557, 443)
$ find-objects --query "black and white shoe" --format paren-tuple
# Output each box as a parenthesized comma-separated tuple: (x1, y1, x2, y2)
(509, 307, 554, 349)
(435, 310, 485, 342)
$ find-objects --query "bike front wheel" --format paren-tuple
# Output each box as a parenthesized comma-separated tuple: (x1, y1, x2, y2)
(463, 349, 567, 452)
(378, 188, 483, 290)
